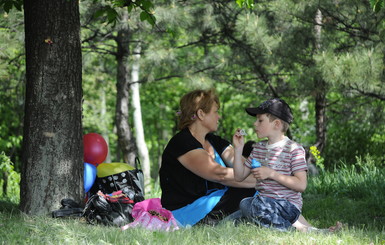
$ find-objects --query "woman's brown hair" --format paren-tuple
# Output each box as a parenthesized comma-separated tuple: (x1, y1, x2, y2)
(178, 88, 220, 130)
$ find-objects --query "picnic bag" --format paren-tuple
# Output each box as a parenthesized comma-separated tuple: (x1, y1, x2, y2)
(83, 190, 137, 226)
(84, 158, 145, 226)
(91, 157, 145, 203)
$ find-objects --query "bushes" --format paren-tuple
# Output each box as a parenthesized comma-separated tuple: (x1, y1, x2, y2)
(303, 155, 385, 230)
(0, 152, 20, 202)
(307, 155, 385, 199)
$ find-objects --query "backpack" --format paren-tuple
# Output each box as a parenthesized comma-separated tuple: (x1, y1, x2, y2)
(83, 158, 145, 226)
(83, 190, 135, 226)
(90, 157, 145, 203)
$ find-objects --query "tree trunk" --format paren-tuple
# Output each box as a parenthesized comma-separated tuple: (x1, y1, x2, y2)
(130, 43, 151, 191)
(115, 12, 137, 165)
(307, 8, 327, 172)
(99, 78, 111, 163)
(21, 0, 83, 215)
(313, 9, 327, 153)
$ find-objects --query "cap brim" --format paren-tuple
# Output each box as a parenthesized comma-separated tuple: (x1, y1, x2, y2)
(245, 108, 264, 117)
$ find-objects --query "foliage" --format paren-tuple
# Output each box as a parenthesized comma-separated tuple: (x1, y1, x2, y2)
(92, 0, 156, 26)
(235, 0, 255, 9)
(0, 0, 21, 13)
(0, 152, 20, 202)
(303, 155, 385, 231)
(0, 9, 25, 170)
(310, 146, 325, 171)
(370, 0, 385, 12)
(306, 155, 385, 202)
(323, 95, 385, 166)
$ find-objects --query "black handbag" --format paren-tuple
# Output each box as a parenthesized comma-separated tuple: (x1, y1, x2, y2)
(83, 190, 135, 226)
(91, 157, 145, 203)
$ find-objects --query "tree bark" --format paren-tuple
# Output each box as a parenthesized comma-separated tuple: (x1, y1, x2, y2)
(131, 43, 151, 191)
(313, 9, 327, 154)
(21, 0, 83, 215)
(99, 78, 111, 163)
(115, 12, 137, 165)
(306, 8, 327, 172)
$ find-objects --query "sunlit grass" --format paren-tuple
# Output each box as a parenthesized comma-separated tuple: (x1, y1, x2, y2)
(0, 211, 384, 245)
(1, 159, 385, 244)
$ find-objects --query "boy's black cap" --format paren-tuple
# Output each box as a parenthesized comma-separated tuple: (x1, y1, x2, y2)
(245, 98, 293, 124)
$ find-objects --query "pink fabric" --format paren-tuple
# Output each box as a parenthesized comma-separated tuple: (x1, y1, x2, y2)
(121, 198, 179, 232)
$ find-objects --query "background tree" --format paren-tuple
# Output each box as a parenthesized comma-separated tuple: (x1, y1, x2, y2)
(0, 10, 25, 196)
(81, 3, 153, 188)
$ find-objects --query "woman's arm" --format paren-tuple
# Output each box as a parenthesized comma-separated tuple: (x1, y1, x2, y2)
(221, 145, 248, 168)
(178, 149, 256, 188)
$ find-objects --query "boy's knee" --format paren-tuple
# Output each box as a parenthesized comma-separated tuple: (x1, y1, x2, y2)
(239, 197, 249, 207)
(239, 197, 253, 213)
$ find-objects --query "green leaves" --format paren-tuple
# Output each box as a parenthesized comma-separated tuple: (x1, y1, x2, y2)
(128, 0, 156, 26)
(0, 0, 156, 26)
(94, 6, 119, 25)
(235, 0, 255, 9)
(93, 0, 156, 26)
(370, 0, 385, 12)
(0, 0, 22, 12)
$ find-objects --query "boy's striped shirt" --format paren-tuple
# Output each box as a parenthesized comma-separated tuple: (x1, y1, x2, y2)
(245, 136, 308, 210)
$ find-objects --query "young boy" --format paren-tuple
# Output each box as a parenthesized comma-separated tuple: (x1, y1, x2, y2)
(232, 98, 308, 231)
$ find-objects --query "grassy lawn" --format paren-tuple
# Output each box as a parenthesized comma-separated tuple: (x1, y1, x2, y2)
(1, 163, 384, 244)
(0, 203, 383, 245)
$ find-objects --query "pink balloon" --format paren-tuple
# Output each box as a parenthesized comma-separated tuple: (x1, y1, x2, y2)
(83, 133, 108, 165)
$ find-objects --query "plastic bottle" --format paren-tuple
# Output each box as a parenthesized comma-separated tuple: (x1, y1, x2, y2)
(251, 159, 261, 196)
(251, 159, 261, 169)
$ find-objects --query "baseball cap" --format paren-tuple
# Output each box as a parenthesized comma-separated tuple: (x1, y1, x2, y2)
(245, 98, 293, 124)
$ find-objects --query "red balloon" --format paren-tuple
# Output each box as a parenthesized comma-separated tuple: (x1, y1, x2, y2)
(83, 133, 108, 165)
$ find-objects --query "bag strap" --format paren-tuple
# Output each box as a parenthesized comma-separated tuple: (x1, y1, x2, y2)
(135, 157, 142, 170)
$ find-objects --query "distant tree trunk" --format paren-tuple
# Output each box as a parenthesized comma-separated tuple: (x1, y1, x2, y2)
(21, 0, 83, 215)
(115, 12, 137, 165)
(99, 79, 111, 163)
(313, 9, 327, 153)
(307, 8, 327, 172)
(314, 87, 327, 152)
(130, 42, 151, 191)
(2, 173, 8, 196)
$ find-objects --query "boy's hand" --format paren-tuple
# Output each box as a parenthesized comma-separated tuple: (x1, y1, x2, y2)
(251, 166, 275, 180)
(232, 128, 245, 149)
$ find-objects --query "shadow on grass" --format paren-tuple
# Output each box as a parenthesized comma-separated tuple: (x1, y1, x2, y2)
(0, 199, 20, 213)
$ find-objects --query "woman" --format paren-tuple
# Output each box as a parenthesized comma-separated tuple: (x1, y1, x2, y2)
(159, 88, 256, 227)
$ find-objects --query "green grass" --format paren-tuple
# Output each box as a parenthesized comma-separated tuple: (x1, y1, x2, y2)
(1, 161, 385, 244)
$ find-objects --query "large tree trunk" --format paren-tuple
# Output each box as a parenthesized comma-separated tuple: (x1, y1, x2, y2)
(21, 0, 83, 215)
(115, 12, 137, 165)
(130, 43, 151, 191)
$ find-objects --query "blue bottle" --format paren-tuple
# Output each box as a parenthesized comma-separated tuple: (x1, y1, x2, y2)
(251, 159, 261, 169)
(251, 159, 261, 196)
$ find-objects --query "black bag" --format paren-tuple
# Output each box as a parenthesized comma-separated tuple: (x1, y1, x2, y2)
(84, 158, 145, 226)
(83, 190, 135, 226)
(92, 157, 145, 203)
